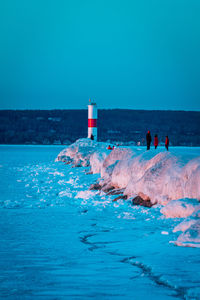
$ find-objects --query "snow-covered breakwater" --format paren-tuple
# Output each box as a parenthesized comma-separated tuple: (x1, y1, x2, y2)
(57, 138, 200, 205)
(57, 138, 200, 248)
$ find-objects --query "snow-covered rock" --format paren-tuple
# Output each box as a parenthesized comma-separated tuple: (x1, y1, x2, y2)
(90, 148, 109, 174)
(56, 138, 107, 167)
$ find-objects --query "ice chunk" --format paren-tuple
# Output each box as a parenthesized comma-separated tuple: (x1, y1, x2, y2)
(175, 219, 200, 248)
(161, 198, 200, 218)
(75, 190, 98, 200)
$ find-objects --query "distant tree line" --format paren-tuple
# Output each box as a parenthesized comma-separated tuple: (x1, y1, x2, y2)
(0, 109, 200, 146)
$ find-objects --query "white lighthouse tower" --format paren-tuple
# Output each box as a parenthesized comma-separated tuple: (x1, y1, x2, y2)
(88, 99, 97, 141)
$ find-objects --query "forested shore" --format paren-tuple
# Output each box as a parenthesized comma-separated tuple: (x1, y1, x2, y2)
(0, 109, 200, 146)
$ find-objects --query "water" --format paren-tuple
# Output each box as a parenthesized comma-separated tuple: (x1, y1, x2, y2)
(0, 145, 200, 299)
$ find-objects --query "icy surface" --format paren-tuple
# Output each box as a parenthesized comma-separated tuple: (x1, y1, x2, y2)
(0, 145, 200, 299)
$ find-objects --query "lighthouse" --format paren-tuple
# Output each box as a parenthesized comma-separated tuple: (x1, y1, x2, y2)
(88, 100, 97, 141)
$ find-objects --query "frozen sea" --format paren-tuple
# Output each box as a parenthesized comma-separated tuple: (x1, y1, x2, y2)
(0, 145, 200, 300)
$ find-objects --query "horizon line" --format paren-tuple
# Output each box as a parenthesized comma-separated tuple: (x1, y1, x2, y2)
(0, 108, 200, 112)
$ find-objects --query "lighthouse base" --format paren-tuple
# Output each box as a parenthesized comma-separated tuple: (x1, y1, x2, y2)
(88, 127, 97, 141)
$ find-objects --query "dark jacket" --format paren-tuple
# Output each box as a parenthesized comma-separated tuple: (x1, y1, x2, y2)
(146, 133, 152, 144)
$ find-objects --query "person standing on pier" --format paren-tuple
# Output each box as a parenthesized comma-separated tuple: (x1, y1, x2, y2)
(165, 136, 169, 151)
(154, 134, 158, 149)
(146, 131, 152, 150)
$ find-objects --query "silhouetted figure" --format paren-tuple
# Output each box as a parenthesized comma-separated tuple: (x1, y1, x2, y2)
(107, 145, 112, 150)
(146, 130, 152, 150)
(154, 134, 158, 149)
(90, 134, 94, 140)
(165, 136, 169, 151)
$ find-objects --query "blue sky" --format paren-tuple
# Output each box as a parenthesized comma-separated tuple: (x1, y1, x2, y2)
(0, 0, 200, 110)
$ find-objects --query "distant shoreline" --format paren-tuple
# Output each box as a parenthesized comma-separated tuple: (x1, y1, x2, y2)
(1, 144, 200, 149)
(0, 109, 200, 146)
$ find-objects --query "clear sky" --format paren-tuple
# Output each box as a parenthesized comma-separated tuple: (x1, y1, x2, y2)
(0, 0, 200, 110)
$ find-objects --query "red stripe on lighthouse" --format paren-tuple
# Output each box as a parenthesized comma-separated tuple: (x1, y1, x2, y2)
(88, 119, 97, 127)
